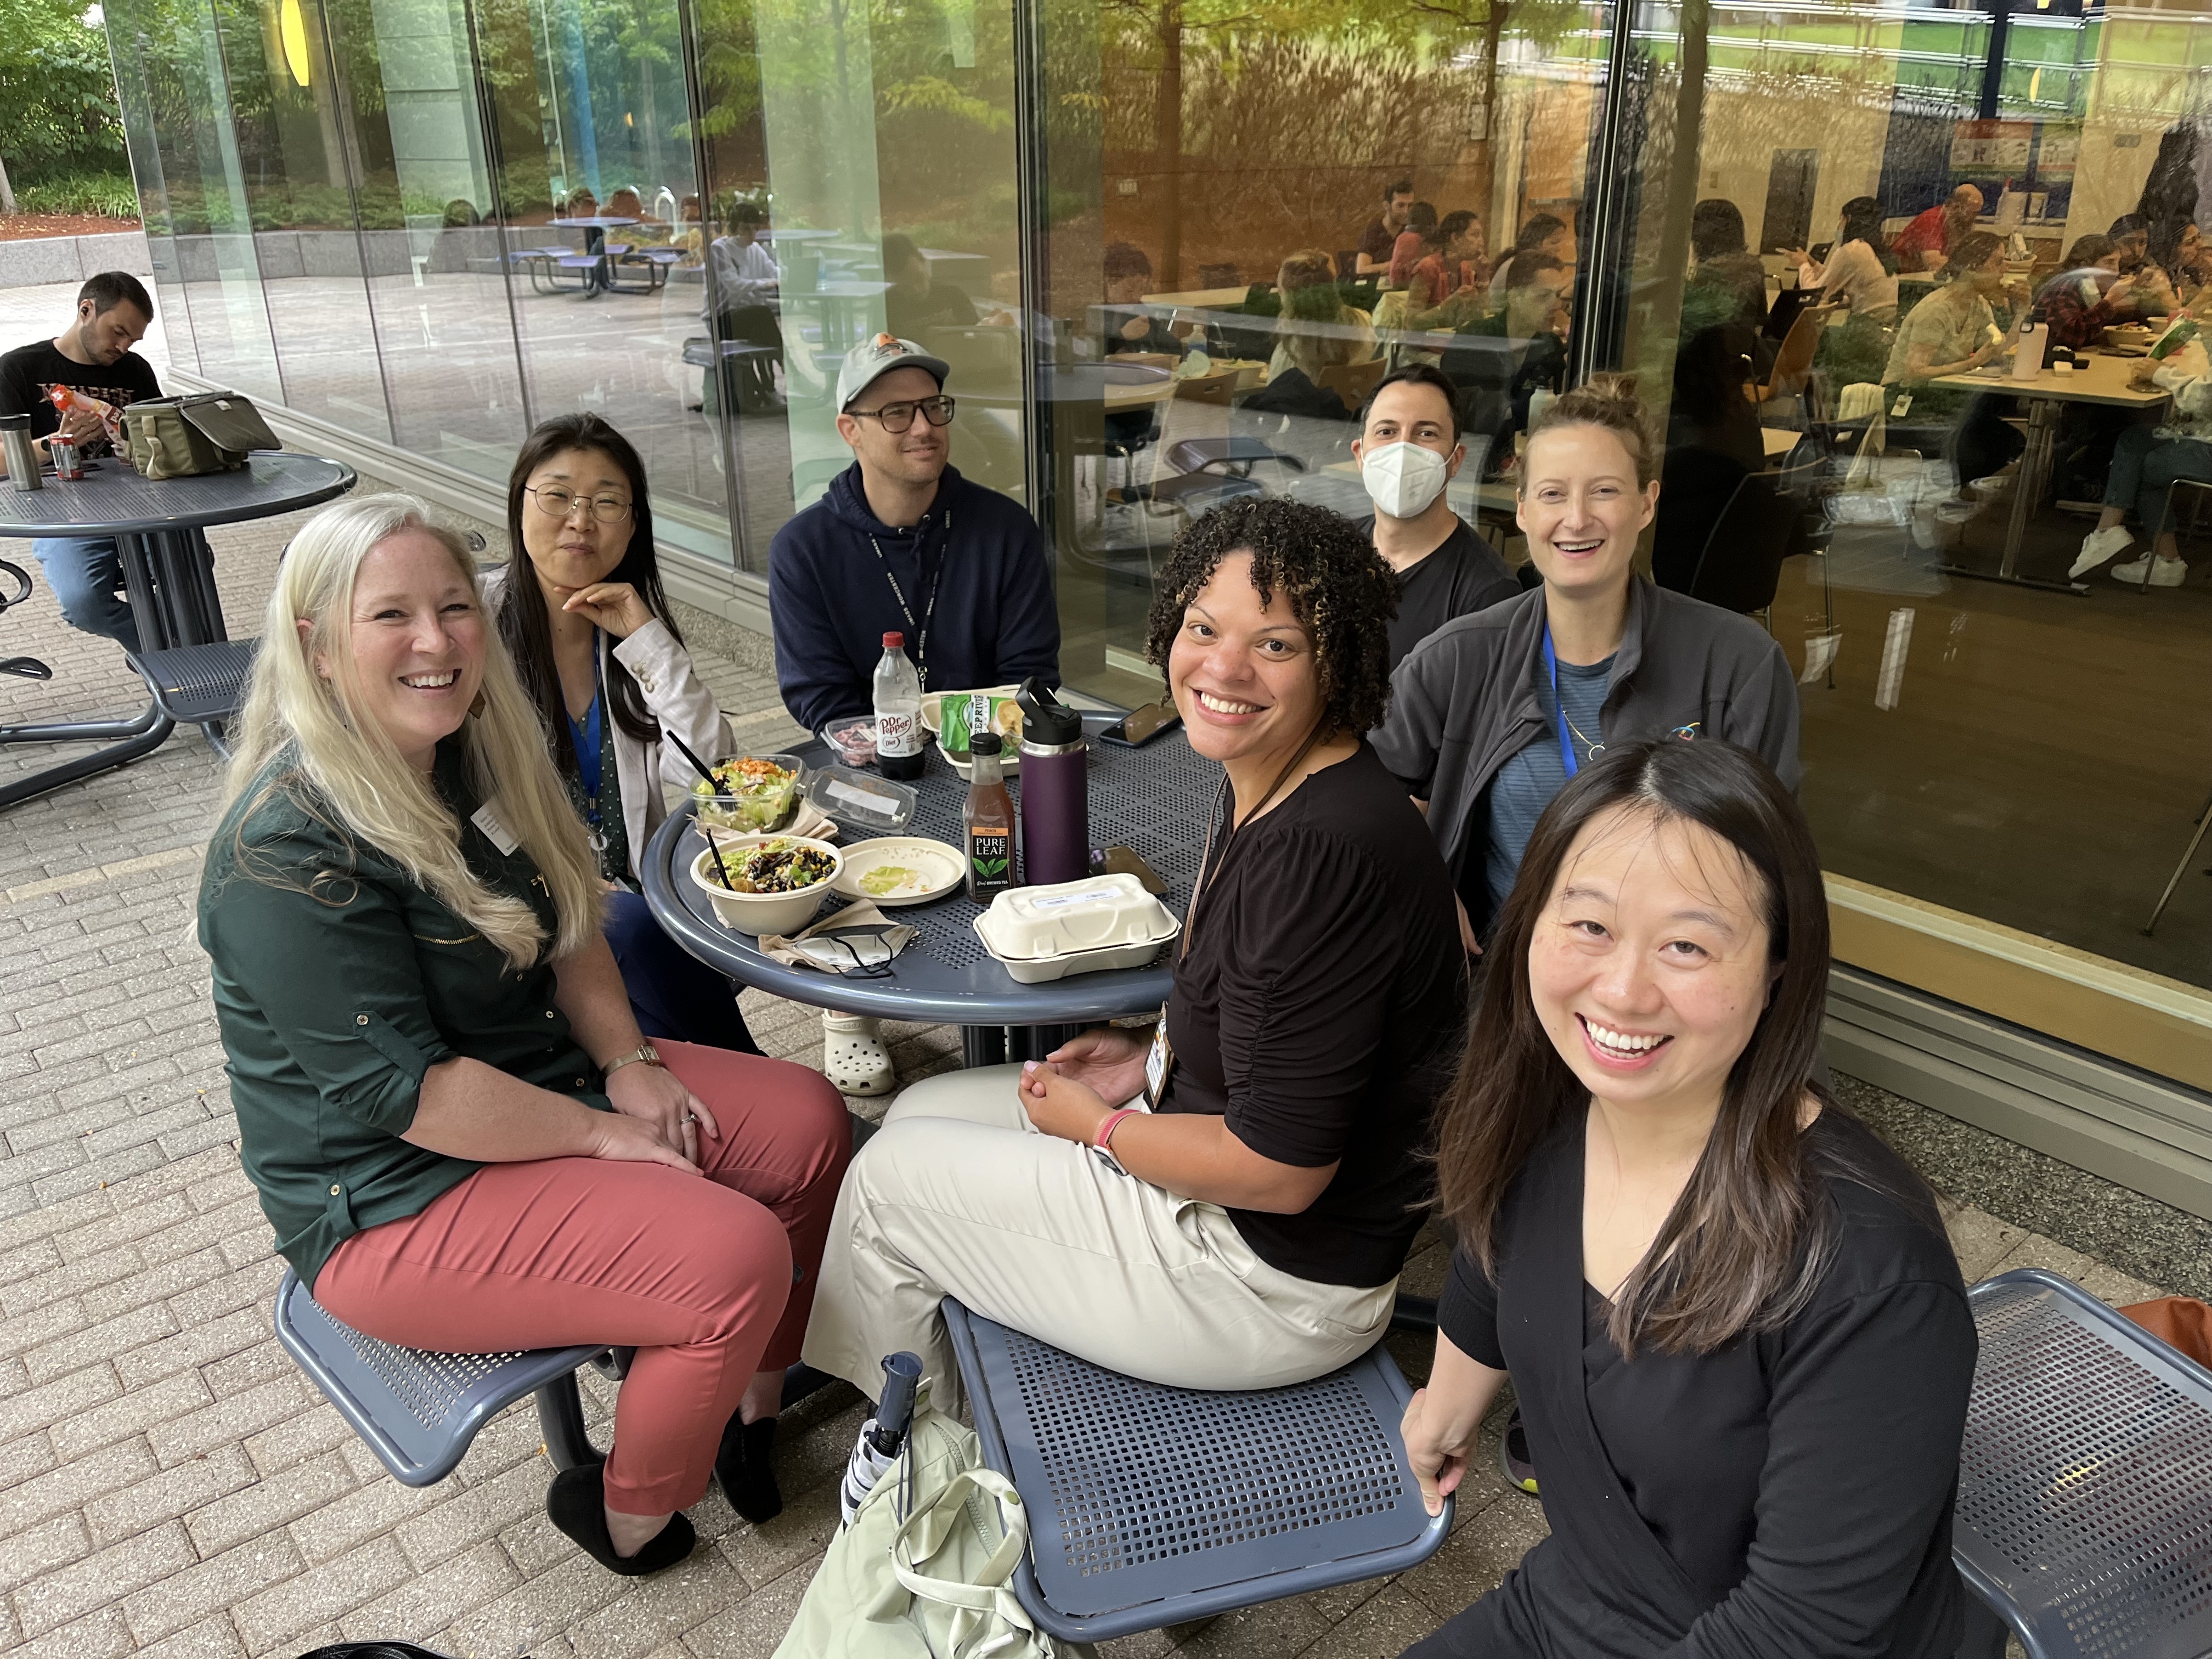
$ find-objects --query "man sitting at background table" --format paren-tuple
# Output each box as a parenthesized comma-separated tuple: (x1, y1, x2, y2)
(1352, 365, 1516, 671)
(707, 202, 785, 416)
(0, 271, 161, 654)
(768, 333, 1060, 1096)
(1356, 178, 1417, 278)
(1892, 184, 1982, 273)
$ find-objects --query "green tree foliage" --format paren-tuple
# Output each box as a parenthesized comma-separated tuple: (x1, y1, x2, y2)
(0, 0, 130, 178)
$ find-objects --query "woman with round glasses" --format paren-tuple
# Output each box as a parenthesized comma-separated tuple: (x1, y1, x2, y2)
(494, 415, 760, 1056)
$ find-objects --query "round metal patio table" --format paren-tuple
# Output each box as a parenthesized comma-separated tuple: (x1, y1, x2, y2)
(641, 712, 1215, 1063)
(0, 450, 356, 809)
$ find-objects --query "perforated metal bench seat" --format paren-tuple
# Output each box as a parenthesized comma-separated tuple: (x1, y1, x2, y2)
(1958, 1268, 2212, 1659)
(273, 1268, 603, 1486)
(942, 1298, 1451, 1642)
(132, 639, 256, 729)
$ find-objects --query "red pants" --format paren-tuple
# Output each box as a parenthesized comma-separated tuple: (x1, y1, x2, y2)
(315, 1042, 849, 1514)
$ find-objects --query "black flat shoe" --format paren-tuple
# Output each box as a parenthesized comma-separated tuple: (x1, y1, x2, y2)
(546, 1463, 696, 1575)
(716, 1413, 783, 1523)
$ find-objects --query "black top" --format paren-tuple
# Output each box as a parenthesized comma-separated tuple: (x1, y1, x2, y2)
(0, 338, 161, 454)
(1436, 1110, 1976, 1657)
(1158, 743, 1465, 1288)
(1361, 515, 1519, 671)
(885, 281, 977, 341)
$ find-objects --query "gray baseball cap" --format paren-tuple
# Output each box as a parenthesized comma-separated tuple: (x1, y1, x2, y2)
(835, 332, 952, 411)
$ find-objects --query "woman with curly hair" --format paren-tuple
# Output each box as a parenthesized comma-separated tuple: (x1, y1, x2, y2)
(803, 498, 1466, 1412)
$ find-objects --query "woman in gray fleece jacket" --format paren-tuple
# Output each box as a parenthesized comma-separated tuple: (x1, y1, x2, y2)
(1374, 376, 1801, 946)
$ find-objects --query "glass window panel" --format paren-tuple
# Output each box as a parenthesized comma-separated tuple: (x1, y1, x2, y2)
(1609, 0, 2212, 995)
(347, 0, 533, 479)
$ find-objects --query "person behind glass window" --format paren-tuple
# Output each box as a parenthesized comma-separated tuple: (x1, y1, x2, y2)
(882, 233, 977, 340)
(1396, 738, 1987, 1659)
(1101, 240, 1193, 359)
(489, 414, 760, 1058)
(707, 201, 783, 415)
(1386, 201, 1440, 290)
(1407, 211, 1488, 330)
(1881, 230, 2024, 492)
(802, 498, 1465, 1416)
(2070, 325, 2212, 588)
(198, 494, 850, 1571)
(1267, 248, 1379, 386)
(1357, 176, 1418, 276)
(1782, 196, 1898, 320)
(1891, 183, 1982, 273)
(0, 271, 160, 653)
(1688, 198, 1768, 329)
(1352, 364, 1516, 671)
(1512, 212, 1577, 285)
(1375, 376, 1799, 954)
(768, 334, 1059, 1096)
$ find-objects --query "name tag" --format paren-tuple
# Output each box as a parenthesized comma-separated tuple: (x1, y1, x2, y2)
(470, 803, 520, 855)
(1143, 1015, 1170, 1108)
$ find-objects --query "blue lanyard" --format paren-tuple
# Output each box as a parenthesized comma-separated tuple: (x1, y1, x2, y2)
(565, 647, 605, 825)
(1541, 623, 1581, 778)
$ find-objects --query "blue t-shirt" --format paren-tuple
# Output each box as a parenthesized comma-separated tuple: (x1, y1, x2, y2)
(1483, 654, 1615, 915)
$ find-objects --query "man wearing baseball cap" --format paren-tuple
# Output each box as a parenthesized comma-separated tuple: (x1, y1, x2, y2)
(769, 331, 1060, 1095)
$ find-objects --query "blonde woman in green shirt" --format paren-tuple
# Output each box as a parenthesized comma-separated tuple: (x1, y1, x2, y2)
(198, 495, 849, 1575)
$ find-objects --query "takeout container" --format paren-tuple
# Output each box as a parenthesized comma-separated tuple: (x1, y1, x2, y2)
(972, 873, 1179, 983)
(692, 752, 806, 834)
(805, 764, 917, 832)
(690, 833, 842, 935)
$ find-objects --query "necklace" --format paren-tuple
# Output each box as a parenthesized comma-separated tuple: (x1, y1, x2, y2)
(1564, 712, 1604, 765)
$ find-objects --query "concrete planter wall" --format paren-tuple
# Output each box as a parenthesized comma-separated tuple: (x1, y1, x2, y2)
(0, 229, 154, 289)
(145, 225, 543, 286)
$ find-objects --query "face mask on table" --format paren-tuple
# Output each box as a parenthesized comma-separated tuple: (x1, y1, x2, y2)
(1361, 441, 1451, 519)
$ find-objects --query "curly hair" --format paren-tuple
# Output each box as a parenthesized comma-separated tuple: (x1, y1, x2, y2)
(1144, 498, 1398, 736)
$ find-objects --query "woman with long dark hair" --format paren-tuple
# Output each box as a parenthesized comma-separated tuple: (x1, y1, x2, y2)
(1786, 195, 1899, 319)
(494, 414, 759, 1055)
(1398, 738, 1986, 1658)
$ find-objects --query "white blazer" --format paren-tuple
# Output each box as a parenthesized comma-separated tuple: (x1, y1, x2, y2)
(482, 563, 734, 881)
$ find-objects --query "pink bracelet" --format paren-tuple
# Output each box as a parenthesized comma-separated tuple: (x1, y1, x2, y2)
(1094, 1108, 1142, 1152)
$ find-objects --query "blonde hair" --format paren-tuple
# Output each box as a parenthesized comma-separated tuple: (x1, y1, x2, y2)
(221, 494, 601, 968)
(1521, 372, 1657, 489)
(1274, 248, 1358, 382)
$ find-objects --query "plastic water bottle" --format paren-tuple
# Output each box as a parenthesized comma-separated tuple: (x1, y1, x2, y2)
(873, 632, 923, 782)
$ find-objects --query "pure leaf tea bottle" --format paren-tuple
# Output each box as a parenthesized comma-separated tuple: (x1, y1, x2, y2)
(963, 731, 1017, 900)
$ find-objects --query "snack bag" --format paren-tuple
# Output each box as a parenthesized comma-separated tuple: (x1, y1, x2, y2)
(939, 693, 1024, 755)
(2151, 316, 2200, 361)
(44, 385, 125, 450)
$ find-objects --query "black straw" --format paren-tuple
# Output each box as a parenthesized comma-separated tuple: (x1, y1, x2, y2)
(664, 729, 721, 790)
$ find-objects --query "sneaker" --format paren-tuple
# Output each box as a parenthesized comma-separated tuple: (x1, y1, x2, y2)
(2072, 524, 2135, 577)
(2109, 552, 2188, 588)
(1499, 1408, 1538, 1496)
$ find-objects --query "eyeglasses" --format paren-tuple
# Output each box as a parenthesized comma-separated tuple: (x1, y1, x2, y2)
(847, 396, 956, 433)
(524, 485, 633, 524)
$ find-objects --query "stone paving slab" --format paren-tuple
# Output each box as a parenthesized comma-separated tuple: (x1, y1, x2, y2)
(0, 492, 2162, 1657)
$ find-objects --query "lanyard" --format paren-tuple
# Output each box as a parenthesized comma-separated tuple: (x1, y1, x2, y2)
(1541, 623, 1582, 779)
(868, 520, 945, 687)
(565, 648, 605, 832)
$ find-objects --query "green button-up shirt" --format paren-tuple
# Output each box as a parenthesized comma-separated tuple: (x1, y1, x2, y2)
(198, 741, 607, 1288)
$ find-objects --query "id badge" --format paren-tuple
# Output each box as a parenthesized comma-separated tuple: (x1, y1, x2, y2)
(1143, 1012, 1172, 1108)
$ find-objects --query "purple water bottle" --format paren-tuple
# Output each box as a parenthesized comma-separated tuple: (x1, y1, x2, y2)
(1016, 677, 1089, 887)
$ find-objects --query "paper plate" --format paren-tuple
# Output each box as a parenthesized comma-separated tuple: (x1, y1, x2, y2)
(831, 836, 966, 906)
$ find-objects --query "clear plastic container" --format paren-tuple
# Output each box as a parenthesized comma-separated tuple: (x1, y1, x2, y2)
(973, 873, 1178, 961)
(691, 752, 806, 834)
(821, 718, 878, 768)
(804, 764, 917, 832)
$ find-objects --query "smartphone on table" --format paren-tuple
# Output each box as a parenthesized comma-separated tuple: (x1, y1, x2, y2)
(1097, 700, 1180, 748)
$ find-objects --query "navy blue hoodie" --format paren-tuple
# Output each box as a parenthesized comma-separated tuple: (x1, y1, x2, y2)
(769, 462, 1061, 732)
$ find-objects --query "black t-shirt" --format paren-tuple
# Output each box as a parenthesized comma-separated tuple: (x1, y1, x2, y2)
(884, 281, 977, 341)
(1362, 515, 1519, 670)
(1159, 742, 1465, 1288)
(0, 339, 161, 455)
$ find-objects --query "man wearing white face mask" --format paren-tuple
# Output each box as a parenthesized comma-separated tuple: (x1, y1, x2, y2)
(1353, 365, 1519, 671)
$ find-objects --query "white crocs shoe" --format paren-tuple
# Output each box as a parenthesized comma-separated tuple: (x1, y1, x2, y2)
(2072, 523, 2135, 578)
(822, 1011, 895, 1097)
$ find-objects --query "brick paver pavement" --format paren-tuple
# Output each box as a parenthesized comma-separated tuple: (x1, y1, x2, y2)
(0, 488, 2154, 1657)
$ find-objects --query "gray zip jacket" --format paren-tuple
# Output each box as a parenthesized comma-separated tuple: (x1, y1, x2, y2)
(1373, 576, 1801, 931)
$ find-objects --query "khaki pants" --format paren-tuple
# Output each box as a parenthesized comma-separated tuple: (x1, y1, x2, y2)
(802, 1064, 1396, 1415)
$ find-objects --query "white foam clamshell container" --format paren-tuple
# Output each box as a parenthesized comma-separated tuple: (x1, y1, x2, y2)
(973, 873, 1180, 982)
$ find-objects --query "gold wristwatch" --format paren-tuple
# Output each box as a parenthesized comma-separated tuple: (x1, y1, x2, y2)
(601, 1042, 664, 1080)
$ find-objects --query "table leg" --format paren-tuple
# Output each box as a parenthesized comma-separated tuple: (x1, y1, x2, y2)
(962, 1025, 1008, 1068)
(114, 532, 172, 654)
(1939, 398, 2085, 596)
